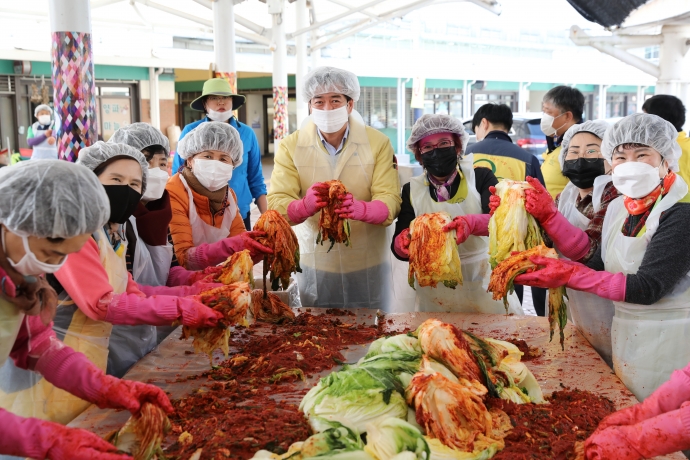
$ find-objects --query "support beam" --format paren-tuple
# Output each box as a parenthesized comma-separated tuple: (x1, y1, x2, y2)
(213, 0, 237, 96)
(311, 0, 441, 52)
(295, 0, 309, 126)
(598, 84, 609, 120)
(91, 0, 124, 8)
(50, 0, 97, 161)
(325, 0, 378, 19)
(570, 25, 661, 78)
(149, 67, 163, 129)
(271, 0, 289, 151)
(192, 0, 212, 8)
(288, 0, 388, 39)
(133, 0, 271, 45)
(655, 25, 690, 97)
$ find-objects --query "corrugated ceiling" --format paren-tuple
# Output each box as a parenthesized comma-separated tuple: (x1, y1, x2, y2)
(565, 0, 650, 27)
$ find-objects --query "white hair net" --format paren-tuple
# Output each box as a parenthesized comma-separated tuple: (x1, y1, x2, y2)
(559, 120, 611, 170)
(34, 104, 51, 117)
(407, 114, 470, 155)
(108, 122, 170, 154)
(176, 121, 244, 167)
(601, 113, 681, 172)
(303, 66, 360, 103)
(77, 141, 149, 194)
(0, 160, 110, 238)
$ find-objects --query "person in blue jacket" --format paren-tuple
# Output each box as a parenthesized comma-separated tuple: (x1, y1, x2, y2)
(172, 78, 267, 229)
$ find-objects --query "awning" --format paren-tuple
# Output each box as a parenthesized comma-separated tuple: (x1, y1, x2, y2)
(565, 0, 651, 27)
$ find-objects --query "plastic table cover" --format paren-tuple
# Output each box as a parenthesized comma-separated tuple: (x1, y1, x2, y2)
(68, 309, 686, 460)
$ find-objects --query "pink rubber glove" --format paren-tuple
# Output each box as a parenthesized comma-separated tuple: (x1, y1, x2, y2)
(514, 256, 626, 302)
(394, 228, 411, 259)
(583, 404, 690, 460)
(185, 231, 273, 270)
(0, 265, 17, 298)
(335, 193, 390, 225)
(597, 364, 690, 431)
(443, 214, 490, 245)
(166, 265, 199, 286)
(524, 176, 591, 261)
(34, 342, 174, 414)
(0, 409, 129, 460)
(287, 182, 329, 224)
(104, 292, 223, 328)
(489, 186, 500, 215)
(137, 281, 224, 297)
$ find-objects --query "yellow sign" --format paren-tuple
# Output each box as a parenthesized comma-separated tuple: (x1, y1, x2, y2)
(411, 77, 426, 109)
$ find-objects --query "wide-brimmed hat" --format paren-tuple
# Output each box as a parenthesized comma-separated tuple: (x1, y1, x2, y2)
(191, 78, 246, 112)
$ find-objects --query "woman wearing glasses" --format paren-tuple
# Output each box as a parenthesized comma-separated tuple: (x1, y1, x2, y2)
(172, 78, 268, 230)
(391, 114, 523, 314)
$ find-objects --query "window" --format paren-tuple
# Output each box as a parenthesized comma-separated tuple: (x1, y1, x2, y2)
(644, 46, 659, 60)
(356, 87, 414, 130)
(423, 89, 464, 119)
(473, 92, 517, 113)
(178, 91, 205, 128)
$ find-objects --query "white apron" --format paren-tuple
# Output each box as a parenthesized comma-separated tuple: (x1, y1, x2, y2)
(0, 300, 23, 368)
(179, 175, 237, 247)
(128, 215, 173, 287)
(30, 123, 58, 161)
(409, 156, 522, 314)
(558, 176, 615, 366)
(292, 115, 394, 310)
(602, 176, 690, 400)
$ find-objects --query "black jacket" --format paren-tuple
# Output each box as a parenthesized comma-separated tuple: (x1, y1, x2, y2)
(466, 131, 545, 185)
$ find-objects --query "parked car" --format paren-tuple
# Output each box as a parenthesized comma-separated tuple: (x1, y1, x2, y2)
(463, 115, 547, 163)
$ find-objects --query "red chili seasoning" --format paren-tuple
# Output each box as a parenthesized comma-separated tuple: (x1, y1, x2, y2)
(488, 389, 616, 460)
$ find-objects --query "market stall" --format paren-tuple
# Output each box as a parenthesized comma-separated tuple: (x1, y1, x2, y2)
(68, 308, 685, 460)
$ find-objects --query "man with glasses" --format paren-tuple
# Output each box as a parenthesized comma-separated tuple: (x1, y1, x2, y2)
(539, 85, 585, 199)
(267, 66, 401, 311)
(172, 78, 267, 229)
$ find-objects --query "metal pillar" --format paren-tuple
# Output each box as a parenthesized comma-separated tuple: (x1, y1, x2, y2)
(49, 0, 97, 161)
(213, 0, 237, 95)
(463, 80, 476, 119)
(271, 0, 288, 151)
(518, 82, 531, 114)
(295, 0, 309, 126)
(656, 25, 690, 97)
(397, 78, 410, 156)
(636, 85, 647, 113)
(148, 67, 163, 129)
(598, 84, 609, 119)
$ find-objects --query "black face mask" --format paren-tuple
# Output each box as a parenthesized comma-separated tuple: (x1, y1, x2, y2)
(422, 146, 458, 177)
(103, 185, 142, 224)
(562, 158, 606, 189)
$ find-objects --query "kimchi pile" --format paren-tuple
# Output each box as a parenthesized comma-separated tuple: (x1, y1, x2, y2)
(317, 180, 351, 251)
(408, 212, 463, 289)
(253, 210, 301, 290)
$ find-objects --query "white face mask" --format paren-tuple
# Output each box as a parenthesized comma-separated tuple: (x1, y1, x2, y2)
(612, 161, 663, 199)
(540, 112, 566, 137)
(1, 228, 66, 276)
(311, 106, 349, 134)
(37, 115, 51, 126)
(142, 167, 169, 202)
(193, 158, 234, 191)
(207, 109, 233, 122)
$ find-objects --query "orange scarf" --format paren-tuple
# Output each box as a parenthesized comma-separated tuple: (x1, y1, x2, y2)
(623, 171, 676, 216)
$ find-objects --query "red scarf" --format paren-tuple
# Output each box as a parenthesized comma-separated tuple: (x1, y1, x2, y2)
(623, 171, 676, 216)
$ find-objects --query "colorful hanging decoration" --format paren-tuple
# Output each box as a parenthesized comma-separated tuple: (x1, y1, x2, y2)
(273, 85, 288, 141)
(215, 71, 237, 94)
(51, 31, 98, 162)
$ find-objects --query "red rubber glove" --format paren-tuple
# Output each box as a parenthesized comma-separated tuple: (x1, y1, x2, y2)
(105, 292, 223, 328)
(596, 364, 690, 431)
(0, 409, 129, 460)
(488, 186, 500, 215)
(524, 176, 558, 223)
(513, 256, 626, 302)
(583, 404, 690, 460)
(186, 231, 273, 269)
(394, 228, 411, 259)
(524, 176, 591, 261)
(443, 214, 490, 244)
(334, 193, 390, 225)
(286, 182, 329, 224)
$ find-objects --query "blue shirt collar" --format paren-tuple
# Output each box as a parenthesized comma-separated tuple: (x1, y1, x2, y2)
(317, 124, 349, 156)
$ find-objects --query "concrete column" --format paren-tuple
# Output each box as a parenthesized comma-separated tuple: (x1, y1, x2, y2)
(636, 85, 647, 113)
(295, 0, 309, 126)
(49, 0, 97, 162)
(213, 0, 237, 95)
(271, 0, 288, 151)
(598, 84, 609, 119)
(518, 82, 531, 114)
